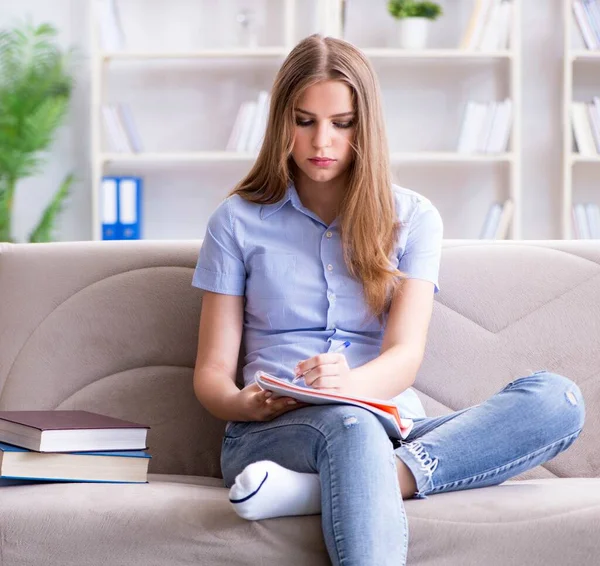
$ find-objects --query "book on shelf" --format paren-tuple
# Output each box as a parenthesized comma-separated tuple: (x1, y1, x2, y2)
(226, 90, 271, 153)
(587, 100, 600, 150)
(0, 411, 149, 453)
(255, 371, 414, 440)
(457, 98, 512, 154)
(98, 0, 126, 51)
(479, 198, 513, 239)
(118, 104, 144, 152)
(572, 202, 600, 238)
(573, 0, 600, 50)
(459, 0, 513, 51)
(101, 103, 143, 153)
(494, 198, 514, 239)
(0, 441, 150, 484)
(101, 176, 143, 240)
(571, 99, 600, 154)
(226, 101, 252, 152)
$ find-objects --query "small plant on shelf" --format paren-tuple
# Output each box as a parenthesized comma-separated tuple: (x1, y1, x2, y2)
(387, 0, 443, 20)
(387, 0, 443, 50)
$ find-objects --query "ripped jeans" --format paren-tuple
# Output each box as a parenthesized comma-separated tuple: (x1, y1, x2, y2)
(220, 371, 585, 566)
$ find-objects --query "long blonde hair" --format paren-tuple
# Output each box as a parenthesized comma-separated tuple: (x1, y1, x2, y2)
(230, 34, 405, 319)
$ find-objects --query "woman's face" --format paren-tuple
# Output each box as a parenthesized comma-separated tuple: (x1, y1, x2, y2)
(291, 80, 356, 186)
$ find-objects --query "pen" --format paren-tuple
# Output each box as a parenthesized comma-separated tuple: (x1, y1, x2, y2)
(292, 340, 352, 384)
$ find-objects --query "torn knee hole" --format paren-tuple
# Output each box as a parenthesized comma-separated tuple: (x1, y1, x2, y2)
(343, 415, 359, 428)
(402, 441, 438, 479)
(566, 390, 578, 406)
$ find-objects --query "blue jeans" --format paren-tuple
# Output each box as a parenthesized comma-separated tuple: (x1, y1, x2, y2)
(220, 371, 585, 566)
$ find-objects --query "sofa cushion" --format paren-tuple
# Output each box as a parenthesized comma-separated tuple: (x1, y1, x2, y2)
(0, 475, 598, 566)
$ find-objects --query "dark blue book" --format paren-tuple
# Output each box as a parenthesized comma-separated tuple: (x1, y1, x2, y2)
(0, 441, 150, 484)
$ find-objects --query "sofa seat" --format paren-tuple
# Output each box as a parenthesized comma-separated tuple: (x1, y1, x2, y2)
(0, 475, 598, 566)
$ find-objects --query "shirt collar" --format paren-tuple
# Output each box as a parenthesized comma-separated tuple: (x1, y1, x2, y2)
(260, 183, 298, 219)
(260, 182, 334, 227)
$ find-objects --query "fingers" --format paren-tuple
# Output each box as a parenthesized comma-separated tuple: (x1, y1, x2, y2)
(303, 363, 341, 387)
(306, 375, 343, 390)
(261, 393, 297, 414)
(295, 354, 345, 378)
(245, 382, 265, 394)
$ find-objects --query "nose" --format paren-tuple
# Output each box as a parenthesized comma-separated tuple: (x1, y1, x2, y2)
(312, 121, 332, 149)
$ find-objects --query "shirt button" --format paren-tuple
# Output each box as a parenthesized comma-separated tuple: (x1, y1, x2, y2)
(326, 231, 333, 238)
(327, 264, 333, 272)
(329, 293, 336, 301)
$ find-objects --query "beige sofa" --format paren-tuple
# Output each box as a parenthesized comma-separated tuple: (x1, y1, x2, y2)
(0, 239, 599, 566)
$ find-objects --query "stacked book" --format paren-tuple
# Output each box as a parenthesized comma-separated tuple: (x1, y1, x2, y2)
(572, 202, 600, 238)
(572, 99, 600, 155)
(457, 98, 513, 154)
(0, 411, 150, 485)
(459, 0, 513, 51)
(573, 0, 600, 50)
(226, 90, 271, 154)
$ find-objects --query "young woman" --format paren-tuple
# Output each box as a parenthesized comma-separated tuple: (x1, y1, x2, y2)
(192, 34, 585, 566)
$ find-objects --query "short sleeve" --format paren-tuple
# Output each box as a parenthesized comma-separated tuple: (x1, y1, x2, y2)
(192, 198, 246, 296)
(398, 199, 444, 293)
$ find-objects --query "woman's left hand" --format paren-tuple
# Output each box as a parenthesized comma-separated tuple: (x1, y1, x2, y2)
(294, 353, 353, 393)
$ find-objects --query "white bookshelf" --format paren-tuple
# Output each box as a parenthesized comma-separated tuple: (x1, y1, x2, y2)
(562, 0, 600, 238)
(361, 48, 513, 59)
(101, 48, 290, 60)
(90, 0, 522, 241)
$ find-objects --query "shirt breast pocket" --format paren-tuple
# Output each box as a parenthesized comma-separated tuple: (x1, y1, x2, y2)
(248, 253, 297, 299)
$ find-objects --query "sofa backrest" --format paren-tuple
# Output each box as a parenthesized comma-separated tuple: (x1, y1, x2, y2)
(0, 240, 598, 480)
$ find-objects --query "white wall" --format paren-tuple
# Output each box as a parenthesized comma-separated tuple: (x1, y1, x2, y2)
(1, 0, 566, 241)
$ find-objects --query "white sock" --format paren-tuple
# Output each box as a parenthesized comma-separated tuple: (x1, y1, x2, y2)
(229, 460, 321, 520)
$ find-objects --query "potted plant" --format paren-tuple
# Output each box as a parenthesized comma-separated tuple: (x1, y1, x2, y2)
(387, 0, 443, 50)
(0, 20, 76, 243)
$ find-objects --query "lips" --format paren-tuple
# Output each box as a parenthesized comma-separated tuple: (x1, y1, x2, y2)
(309, 157, 335, 164)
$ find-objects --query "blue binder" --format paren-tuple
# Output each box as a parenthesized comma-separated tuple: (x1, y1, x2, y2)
(118, 176, 143, 240)
(101, 176, 120, 240)
(100, 176, 143, 240)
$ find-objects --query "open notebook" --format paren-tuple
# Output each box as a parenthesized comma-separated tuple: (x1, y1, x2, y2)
(255, 371, 414, 440)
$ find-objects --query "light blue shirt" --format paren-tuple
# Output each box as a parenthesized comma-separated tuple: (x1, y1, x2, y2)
(192, 183, 443, 419)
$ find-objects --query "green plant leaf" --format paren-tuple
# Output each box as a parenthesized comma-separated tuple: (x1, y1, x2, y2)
(0, 187, 13, 242)
(387, 0, 443, 20)
(28, 172, 74, 243)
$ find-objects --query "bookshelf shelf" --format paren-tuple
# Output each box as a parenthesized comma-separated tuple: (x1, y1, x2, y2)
(90, 0, 522, 241)
(100, 47, 289, 61)
(362, 48, 512, 60)
(101, 152, 258, 163)
(571, 153, 600, 163)
(389, 152, 513, 163)
(100, 48, 515, 62)
(100, 151, 515, 165)
(570, 49, 600, 60)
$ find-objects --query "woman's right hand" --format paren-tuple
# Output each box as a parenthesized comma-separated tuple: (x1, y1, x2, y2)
(237, 382, 305, 422)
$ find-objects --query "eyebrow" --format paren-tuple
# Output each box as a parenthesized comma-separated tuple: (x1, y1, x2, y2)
(295, 108, 355, 118)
